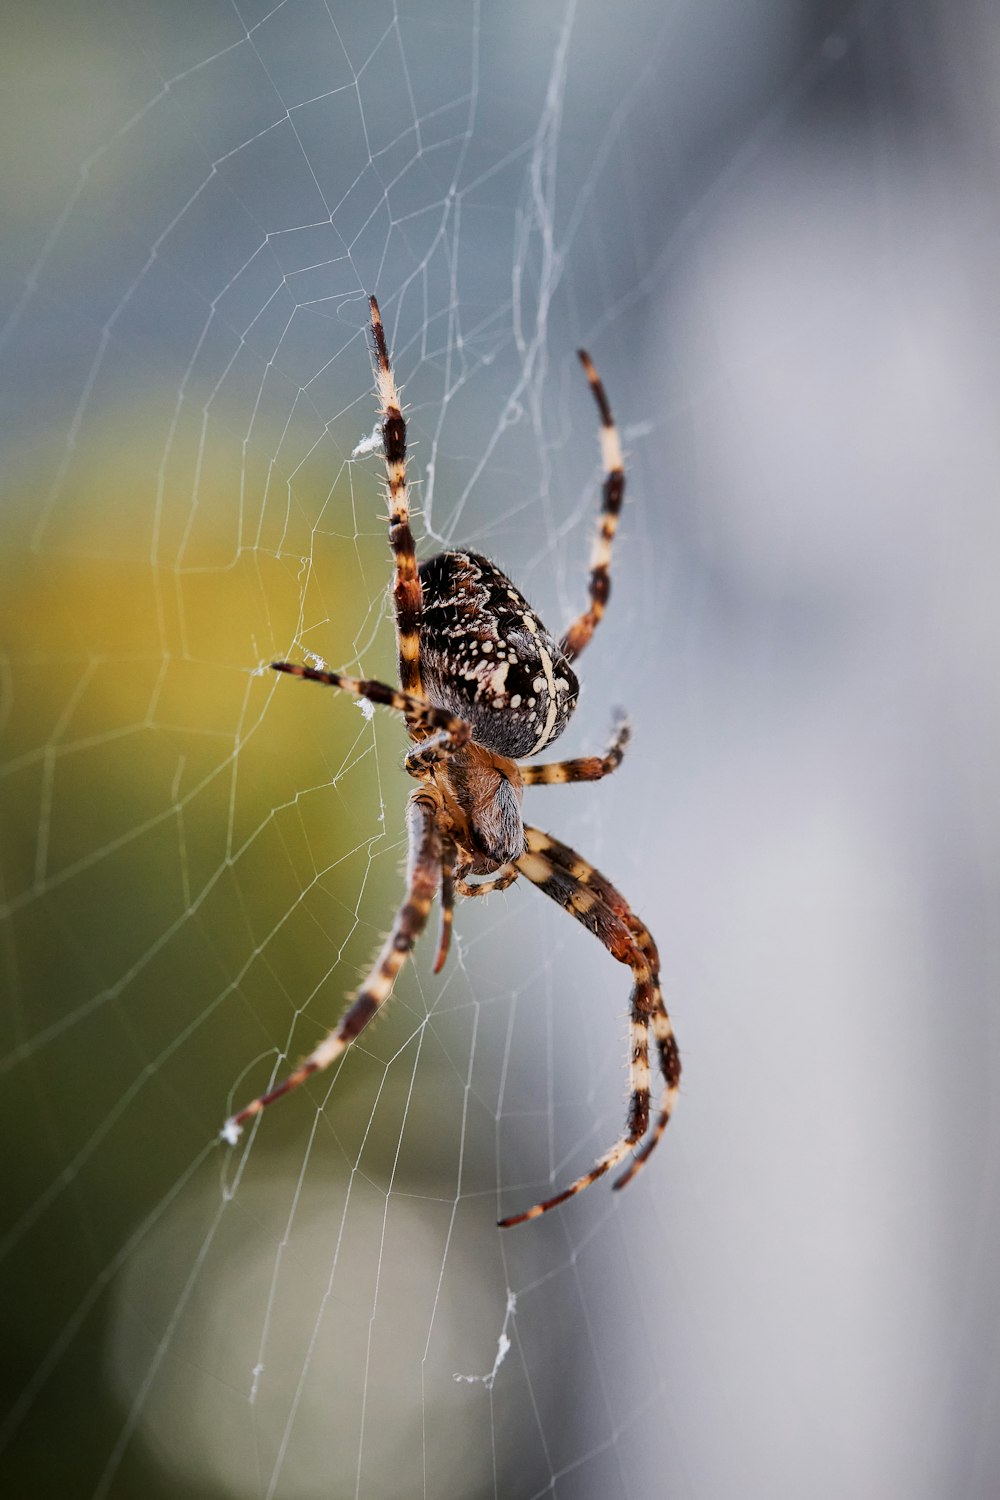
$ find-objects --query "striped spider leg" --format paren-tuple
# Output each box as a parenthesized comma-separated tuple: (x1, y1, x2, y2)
(369, 294, 424, 707)
(223, 790, 444, 1137)
(498, 827, 679, 1228)
(519, 710, 630, 787)
(223, 299, 679, 1230)
(222, 671, 470, 1140)
(559, 349, 626, 663)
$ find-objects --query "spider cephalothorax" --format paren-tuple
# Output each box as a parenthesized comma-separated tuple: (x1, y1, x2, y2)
(435, 741, 524, 875)
(223, 296, 680, 1228)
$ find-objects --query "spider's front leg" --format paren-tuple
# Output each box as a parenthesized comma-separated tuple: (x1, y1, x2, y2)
(222, 789, 443, 1141)
(369, 295, 424, 705)
(270, 662, 468, 742)
(497, 825, 679, 1227)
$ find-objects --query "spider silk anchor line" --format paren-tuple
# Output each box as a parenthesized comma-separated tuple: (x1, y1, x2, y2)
(222, 296, 680, 1227)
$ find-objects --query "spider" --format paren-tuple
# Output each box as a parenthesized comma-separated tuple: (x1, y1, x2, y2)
(223, 296, 680, 1227)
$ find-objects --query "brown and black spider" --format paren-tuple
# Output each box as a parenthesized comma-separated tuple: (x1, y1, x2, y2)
(223, 296, 680, 1227)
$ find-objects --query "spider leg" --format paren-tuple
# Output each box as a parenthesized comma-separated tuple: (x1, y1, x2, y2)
(433, 837, 456, 974)
(497, 825, 679, 1228)
(222, 790, 443, 1141)
(559, 350, 625, 664)
(519, 711, 629, 786)
(454, 865, 520, 899)
(271, 662, 469, 744)
(525, 832, 679, 1195)
(369, 295, 423, 705)
(404, 726, 470, 776)
(609, 988, 676, 1189)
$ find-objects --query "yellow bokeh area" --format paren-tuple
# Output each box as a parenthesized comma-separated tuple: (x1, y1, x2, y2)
(2, 391, 510, 1496)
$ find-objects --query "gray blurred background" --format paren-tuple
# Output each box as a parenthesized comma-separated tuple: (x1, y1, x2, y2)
(2, 1, 999, 1496)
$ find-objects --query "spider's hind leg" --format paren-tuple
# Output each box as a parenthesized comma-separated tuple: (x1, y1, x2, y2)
(223, 789, 443, 1140)
(497, 826, 679, 1227)
(433, 837, 456, 974)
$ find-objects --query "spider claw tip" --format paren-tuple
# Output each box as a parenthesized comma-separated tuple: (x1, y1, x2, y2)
(220, 1118, 243, 1146)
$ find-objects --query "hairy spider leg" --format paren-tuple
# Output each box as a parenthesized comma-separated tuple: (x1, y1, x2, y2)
(269, 662, 469, 748)
(530, 828, 679, 1196)
(223, 792, 443, 1140)
(454, 864, 520, 899)
(560, 350, 626, 663)
(519, 711, 630, 786)
(611, 963, 676, 1188)
(434, 836, 456, 974)
(370, 295, 424, 707)
(404, 729, 467, 775)
(497, 826, 679, 1228)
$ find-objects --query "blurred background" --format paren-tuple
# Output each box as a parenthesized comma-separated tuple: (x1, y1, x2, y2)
(2, 1, 999, 1496)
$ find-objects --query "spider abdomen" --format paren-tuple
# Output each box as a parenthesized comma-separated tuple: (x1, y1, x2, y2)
(417, 550, 578, 759)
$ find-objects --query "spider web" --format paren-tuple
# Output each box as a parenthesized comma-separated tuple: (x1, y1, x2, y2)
(3, 2, 1000, 1497)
